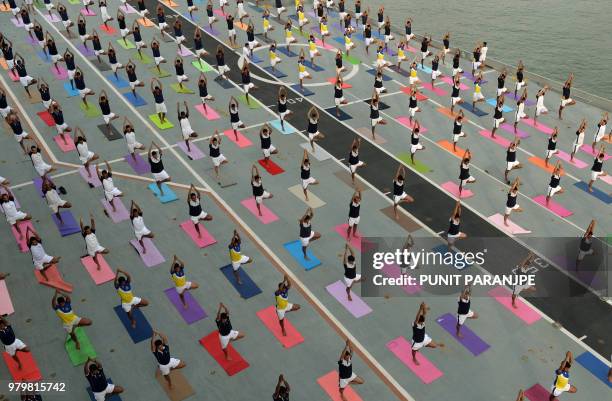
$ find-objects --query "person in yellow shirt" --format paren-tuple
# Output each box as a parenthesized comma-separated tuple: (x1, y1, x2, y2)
(297, 5, 308, 33)
(284, 21, 296, 51)
(308, 34, 320, 65)
(344, 29, 355, 55)
(298, 50, 311, 89)
(275, 274, 301, 336)
(549, 351, 577, 400)
(229, 230, 252, 285)
(269, 41, 282, 72)
(52, 290, 92, 349)
(262, 9, 273, 39)
(320, 16, 330, 46)
(472, 73, 485, 110)
(396, 41, 406, 70)
(114, 268, 149, 328)
(170, 255, 199, 309)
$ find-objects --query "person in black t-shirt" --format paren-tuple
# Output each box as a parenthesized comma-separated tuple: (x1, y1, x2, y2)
(299, 207, 321, 260)
(84, 358, 124, 400)
(504, 139, 522, 184)
(338, 339, 364, 399)
(545, 162, 564, 205)
(587, 145, 606, 192)
(216, 303, 245, 360)
(0, 316, 30, 370)
(392, 164, 415, 219)
(148, 142, 171, 195)
(342, 245, 362, 301)
(575, 220, 596, 268)
(251, 164, 273, 215)
(504, 178, 523, 226)
(558, 73, 576, 119)
(273, 374, 290, 401)
(411, 302, 441, 364)
(150, 331, 185, 388)
(456, 286, 478, 337)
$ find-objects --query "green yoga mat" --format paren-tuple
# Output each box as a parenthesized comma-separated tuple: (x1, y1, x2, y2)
(116, 39, 136, 50)
(191, 60, 214, 73)
(170, 83, 195, 94)
(238, 94, 261, 109)
(65, 328, 96, 366)
(397, 153, 432, 174)
(342, 53, 360, 65)
(68, 0, 80, 4)
(149, 114, 174, 129)
(135, 53, 153, 64)
(80, 103, 102, 118)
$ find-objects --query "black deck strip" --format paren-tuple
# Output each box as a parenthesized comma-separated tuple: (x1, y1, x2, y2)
(137, 0, 611, 355)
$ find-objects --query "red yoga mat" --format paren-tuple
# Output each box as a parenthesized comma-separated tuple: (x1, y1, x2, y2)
(257, 159, 284, 175)
(199, 331, 249, 376)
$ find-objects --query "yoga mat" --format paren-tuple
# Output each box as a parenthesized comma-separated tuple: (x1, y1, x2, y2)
(479, 130, 511, 147)
(238, 94, 261, 109)
(219, 264, 262, 299)
(303, 59, 324, 71)
(257, 158, 284, 175)
(256, 305, 304, 348)
(263, 66, 288, 78)
(299, 143, 332, 161)
(37, 110, 55, 126)
(98, 123, 123, 141)
(36, 50, 51, 63)
(54, 134, 75, 152)
(317, 371, 363, 401)
(80, 102, 102, 118)
(2, 351, 42, 382)
(125, 153, 150, 175)
(288, 184, 326, 208)
(521, 118, 554, 134)
(99, 24, 117, 35)
(386, 336, 443, 384)
(129, 238, 165, 267)
(574, 181, 612, 204)
(179, 220, 217, 248)
(204, 26, 220, 35)
(149, 114, 174, 129)
(177, 141, 205, 160)
(116, 39, 136, 50)
(191, 59, 215, 72)
(396, 116, 428, 133)
(51, 211, 82, 236)
(113, 305, 153, 343)
(50, 66, 68, 80)
(314, 38, 335, 50)
(194, 104, 220, 120)
(487, 213, 531, 235)
(33, 177, 45, 197)
(436, 107, 463, 121)
(65, 328, 96, 365)
(326, 78, 352, 88)
(155, 370, 195, 401)
(437, 140, 465, 158)
(11, 220, 34, 253)
(436, 313, 490, 356)
(241, 197, 279, 224)
(342, 53, 360, 65)
(80, 255, 114, 285)
(135, 52, 153, 64)
(441, 76, 469, 90)
(269, 119, 298, 134)
(147, 182, 178, 203)
(381, 264, 422, 295)
(361, 100, 391, 110)
(170, 83, 195, 94)
(524, 384, 550, 401)
(366, 68, 391, 81)
(137, 17, 154, 27)
(333, 224, 374, 252)
(223, 129, 253, 147)
(79, 166, 102, 188)
(417, 65, 433, 74)
(488, 286, 541, 325)
(80, 8, 96, 16)
(283, 240, 321, 270)
(213, 76, 234, 89)
(164, 287, 207, 324)
(45, 13, 61, 22)
(397, 153, 431, 174)
(459, 102, 488, 117)
(290, 84, 314, 96)
(441, 181, 474, 199)
(500, 123, 530, 139)
(580, 144, 611, 160)
(0, 280, 14, 315)
(277, 46, 297, 57)
(527, 157, 558, 174)
(485, 98, 513, 112)
(532, 195, 573, 217)
(392, 65, 411, 78)
(462, 71, 487, 83)
(575, 352, 612, 388)
(325, 107, 352, 121)
(87, 378, 122, 401)
(34, 265, 73, 293)
(504, 91, 536, 106)
(199, 331, 249, 376)
(177, 46, 193, 57)
(63, 82, 79, 97)
(123, 92, 148, 107)
(77, 44, 95, 57)
(326, 280, 372, 318)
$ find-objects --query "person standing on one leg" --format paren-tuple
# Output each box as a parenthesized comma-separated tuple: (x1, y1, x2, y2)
(277, 87, 293, 131)
(534, 86, 549, 124)
(455, 286, 478, 338)
(130, 201, 154, 254)
(0, 185, 31, 240)
(300, 149, 319, 200)
(275, 274, 300, 336)
(169, 255, 199, 309)
(411, 302, 441, 365)
(511, 252, 536, 308)
(148, 142, 171, 196)
(504, 178, 523, 226)
(591, 113, 608, 153)
(491, 96, 505, 138)
(587, 145, 607, 192)
(52, 290, 92, 350)
(392, 164, 414, 219)
(410, 120, 425, 164)
(370, 92, 386, 140)
(545, 162, 564, 205)
(346, 189, 361, 239)
(570, 119, 587, 161)
(151, 331, 185, 389)
(558, 73, 576, 120)
(338, 339, 364, 401)
(114, 268, 149, 328)
(299, 207, 321, 260)
(97, 161, 123, 213)
(26, 226, 60, 282)
(85, 358, 124, 401)
(273, 375, 290, 401)
(187, 184, 213, 237)
(348, 138, 366, 184)
(514, 89, 528, 133)
(447, 201, 466, 250)
(229, 230, 252, 285)
(545, 128, 559, 167)
(452, 110, 466, 152)
(80, 214, 109, 270)
(216, 303, 245, 360)
(549, 351, 577, 401)
(504, 139, 522, 184)
(209, 130, 228, 182)
(306, 107, 324, 151)
(251, 164, 273, 216)
(342, 245, 363, 301)
(0, 316, 31, 370)
(150, 78, 167, 123)
(177, 101, 198, 152)
(576, 220, 596, 269)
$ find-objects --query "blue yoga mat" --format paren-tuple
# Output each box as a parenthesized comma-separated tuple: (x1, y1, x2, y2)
(486, 99, 514, 112)
(63, 82, 79, 97)
(436, 313, 490, 356)
(303, 60, 324, 72)
(269, 119, 298, 134)
(263, 66, 288, 78)
(366, 69, 392, 81)
(459, 103, 489, 117)
(332, 36, 345, 45)
(325, 107, 352, 121)
(87, 378, 122, 401)
(51, 211, 81, 237)
(219, 264, 262, 299)
(113, 305, 153, 343)
(250, 53, 263, 63)
(575, 352, 612, 388)
(123, 92, 148, 107)
(214, 76, 234, 89)
(277, 47, 298, 57)
(148, 183, 178, 203)
(417, 65, 433, 74)
(574, 181, 611, 204)
(36, 51, 51, 64)
(290, 84, 314, 96)
(283, 240, 321, 270)
(107, 74, 129, 89)
(392, 66, 410, 77)
(431, 244, 473, 269)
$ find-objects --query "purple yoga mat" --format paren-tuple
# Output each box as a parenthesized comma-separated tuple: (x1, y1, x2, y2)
(462, 71, 488, 84)
(500, 123, 529, 139)
(79, 166, 102, 187)
(32, 177, 45, 197)
(124, 153, 150, 175)
(51, 211, 81, 236)
(436, 313, 490, 356)
(504, 91, 536, 106)
(77, 44, 95, 57)
(163, 288, 207, 324)
(100, 198, 129, 223)
(325, 281, 372, 318)
(176, 141, 205, 160)
(129, 238, 165, 267)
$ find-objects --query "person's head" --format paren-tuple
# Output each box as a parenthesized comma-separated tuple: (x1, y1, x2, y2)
(100, 95, 106, 102)
(347, 255, 355, 264)
(151, 150, 158, 158)
(180, 111, 186, 118)
(253, 174, 260, 182)
(302, 214, 311, 224)
(117, 276, 126, 286)
(0, 319, 7, 329)
(88, 363, 99, 374)
(154, 85, 160, 92)
(30, 145, 38, 153)
(303, 157, 309, 166)
(212, 137, 218, 145)
(278, 386, 288, 397)
(101, 169, 108, 178)
(599, 152, 605, 160)
(82, 225, 92, 235)
(154, 339, 164, 351)
(57, 296, 66, 306)
(0, 193, 7, 202)
(278, 281, 286, 291)
(342, 349, 351, 361)
(397, 174, 404, 182)
(189, 192, 197, 201)
(172, 262, 181, 273)
(219, 312, 229, 322)
(125, 124, 132, 131)
(27, 236, 39, 247)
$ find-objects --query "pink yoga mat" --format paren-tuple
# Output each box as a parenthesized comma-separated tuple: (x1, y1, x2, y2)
(212, 9, 226, 17)
(521, 118, 554, 135)
(532, 195, 573, 217)
(45, 13, 61, 22)
(0, 280, 15, 315)
(381, 264, 422, 295)
(130, 238, 165, 267)
(386, 336, 443, 384)
(441, 76, 468, 90)
(487, 213, 531, 235)
(179, 220, 217, 248)
(555, 150, 588, 168)
(101, 198, 129, 223)
(80, 8, 96, 16)
(524, 383, 550, 401)
(177, 46, 193, 57)
(580, 145, 610, 161)
(479, 130, 511, 147)
(600, 174, 612, 185)
(194, 104, 220, 120)
(53, 134, 75, 152)
(333, 224, 375, 252)
(11, 220, 33, 253)
(121, 4, 138, 13)
(500, 123, 529, 139)
(420, 82, 447, 96)
(317, 371, 363, 401)
(315, 38, 335, 50)
(8, 70, 18, 81)
(396, 116, 428, 133)
(80, 255, 114, 285)
(223, 129, 253, 147)
(256, 306, 304, 348)
(240, 198, 278, 224)
(441, 181, 473, 198)
(79, 166, 102, 187)
(177, 141, 205, 160)
(488, 286, 541, 325)
(325, 280, 372, 318)
(50, 66, 68, 80)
